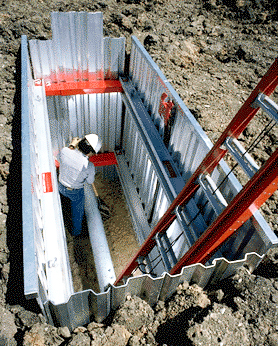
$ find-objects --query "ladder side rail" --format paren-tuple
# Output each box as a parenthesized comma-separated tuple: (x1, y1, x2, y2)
(170, 148, 278, 274)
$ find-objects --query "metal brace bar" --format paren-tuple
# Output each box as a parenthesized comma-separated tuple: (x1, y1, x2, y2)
(155, 233, 173, 272)
(162, 233, 178, 266)
(224, 137, 260, 178)
(199, 174, 228, 215)
(170, 148, 278, 273)
(252, 93, 278, 123)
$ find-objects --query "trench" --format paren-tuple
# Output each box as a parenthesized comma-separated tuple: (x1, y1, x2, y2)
(63, 172, 140, 293)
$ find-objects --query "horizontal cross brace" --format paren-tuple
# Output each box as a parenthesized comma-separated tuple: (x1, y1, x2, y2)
(89, 152, 118, 166)
(34, 79, 123, 96)
(55, 152, 118, 168)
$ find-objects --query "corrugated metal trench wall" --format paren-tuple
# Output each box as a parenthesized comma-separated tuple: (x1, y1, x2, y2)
(22, 12, 278, 330)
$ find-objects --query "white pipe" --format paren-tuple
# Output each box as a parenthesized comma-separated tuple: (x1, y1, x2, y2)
(84, 183, 116, 291)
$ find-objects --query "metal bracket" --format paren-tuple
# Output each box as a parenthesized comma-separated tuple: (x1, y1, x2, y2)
(252, 93, 278, 123)
(199, 174, 228, 216)
(225, 137, 260, 178)
(158, 93, 174, 126)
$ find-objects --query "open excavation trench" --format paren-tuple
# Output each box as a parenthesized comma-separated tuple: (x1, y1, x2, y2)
(66, 174, 140, 293)
(21, 11, 278, 329)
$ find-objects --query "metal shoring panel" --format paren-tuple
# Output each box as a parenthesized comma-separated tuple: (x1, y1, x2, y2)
(76, 12, 89, 80)
(120, 104, 185, 275)
(121, 79, 183, 199)
(83, 94, 90, 135)
(76, 94, 84, 138)
(40, 251, 263, 330)
(88, 94, 98, 134)
(95, 93, 104, 141)
(129, 123, 140, 177)
(116, 154, 151, 244)
(108, 93, 116, 150)
(104, 37, 125, 79)
(87, 12, 104, 78)
(135, 137, 146, 190)
(139, 57, 149, 100)
(142, 63, 153, 109)
(143, 167, 158, 219)
(47, 97, 60, 155)
(29, 60, 50, 305)
(142, 160, 157, 217)
(122, 109, 134, 164)
(52, 92, 123, 153)
(29, 40, 47, 80)
(131, 47, 142, 90)
(22, 35, 39, 299)
(121, 79, 209, 239)
(151, 187, 170, 229)
(33, 84, 74, 304)
(108, 92, 122, 150)
(120, 81, 211, 274)
(51, 13, 72, 80)
(60, 96, 71, 147)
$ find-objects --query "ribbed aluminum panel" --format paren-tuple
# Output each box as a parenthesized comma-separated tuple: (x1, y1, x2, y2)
(22, 35, 40, 300)
(43, 252, 264, 331)
(128, 36, 277, 263)
(29, 12, 125, 82)
(47, 92, 122, 154)
(22, 13, 278, 331)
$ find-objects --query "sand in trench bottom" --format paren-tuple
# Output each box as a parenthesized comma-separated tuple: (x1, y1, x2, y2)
(65, 174, 140, 293)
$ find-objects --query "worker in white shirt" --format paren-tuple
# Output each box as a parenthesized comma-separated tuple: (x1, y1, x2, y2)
(57, 134, 102, 237)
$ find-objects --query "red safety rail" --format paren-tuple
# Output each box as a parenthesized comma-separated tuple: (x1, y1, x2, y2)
(89, 152, 118, 166)
(55, 152, 118, 168)
(114, 57, 278, 285)
(35, 79, 123, 96)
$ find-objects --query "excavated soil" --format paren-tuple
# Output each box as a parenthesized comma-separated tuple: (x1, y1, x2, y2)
(0, 0, 278, 345)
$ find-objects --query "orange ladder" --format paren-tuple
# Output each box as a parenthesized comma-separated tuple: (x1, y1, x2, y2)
(114, 57, 278, 285)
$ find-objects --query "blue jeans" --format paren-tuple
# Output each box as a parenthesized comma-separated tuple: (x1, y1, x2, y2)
(59, 182, 85, 236)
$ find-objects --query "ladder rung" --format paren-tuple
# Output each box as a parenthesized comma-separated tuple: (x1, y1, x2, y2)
(225, 137, 260, 178)
(155, 233, 177, 272)
(252, 93, 278, 123)
(199, 174, 228, 215)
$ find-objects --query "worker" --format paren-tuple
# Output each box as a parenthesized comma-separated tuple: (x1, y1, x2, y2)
(57, 134, 102, 237)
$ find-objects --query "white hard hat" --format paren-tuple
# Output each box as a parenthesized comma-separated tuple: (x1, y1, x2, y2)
(85, 134, 102, 153)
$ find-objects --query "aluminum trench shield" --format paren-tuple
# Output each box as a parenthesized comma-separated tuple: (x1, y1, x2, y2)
(21, 12, 278, 330)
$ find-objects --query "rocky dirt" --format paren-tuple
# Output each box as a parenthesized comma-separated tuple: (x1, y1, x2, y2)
(0, 0, 278, 345)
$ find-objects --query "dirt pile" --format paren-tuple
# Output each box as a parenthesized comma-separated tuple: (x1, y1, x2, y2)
(20, 270, 278, 345)
(0, 0, 278, 345)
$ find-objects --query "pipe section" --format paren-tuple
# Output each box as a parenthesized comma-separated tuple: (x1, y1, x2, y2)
(84, 183, 116, 291)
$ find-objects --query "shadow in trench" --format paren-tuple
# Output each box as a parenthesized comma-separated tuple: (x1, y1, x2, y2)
(155, 306, 210, 346)
(6, 48, 40, 313)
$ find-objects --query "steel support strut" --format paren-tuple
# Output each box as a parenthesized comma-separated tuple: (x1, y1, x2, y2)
(114, 58, 278, 285)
